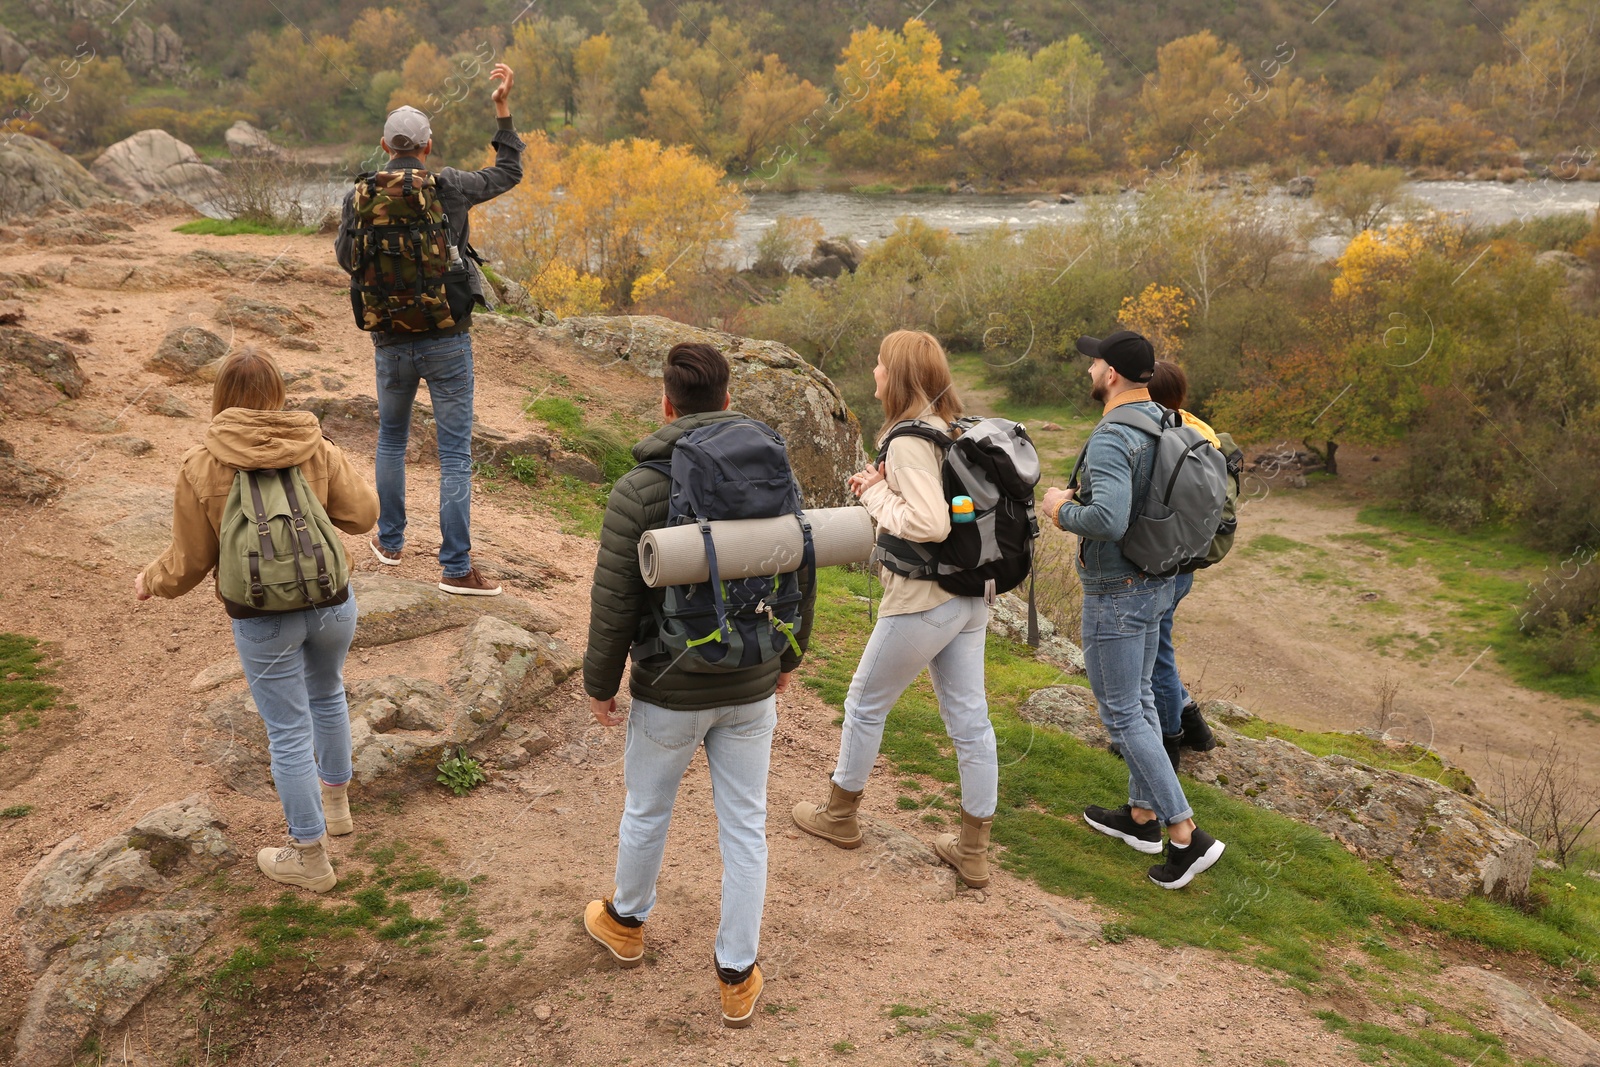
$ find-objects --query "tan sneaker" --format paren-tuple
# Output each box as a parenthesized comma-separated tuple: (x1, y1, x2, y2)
(370, 537, 402, 566)
(719, 964, 764, 1028)
(583, 898, 644, 967)
(257, 837, 337, 893)
(791, 782, 864, 849)
(439, 567, 501, 596)
(321, 781, 352, 836)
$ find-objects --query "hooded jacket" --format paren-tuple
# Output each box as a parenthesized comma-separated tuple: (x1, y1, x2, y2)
(583, 409, 817, 711)
(141, 408, 379, 606)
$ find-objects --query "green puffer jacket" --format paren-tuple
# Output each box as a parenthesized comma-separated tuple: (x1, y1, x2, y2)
(583, 409, 817, 711)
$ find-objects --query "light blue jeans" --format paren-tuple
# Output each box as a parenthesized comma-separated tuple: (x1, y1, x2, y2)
(613, 696, 777, 973)
(230, 595, 359, 842)
(374, 333, 476, 577)
(832, 597, 998, 819)
(1152, 570, 1195, 737)
(1081, 577, 1194, 825)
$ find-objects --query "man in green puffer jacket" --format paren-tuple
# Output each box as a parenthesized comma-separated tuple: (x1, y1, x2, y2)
(580, 341, 816, 1030)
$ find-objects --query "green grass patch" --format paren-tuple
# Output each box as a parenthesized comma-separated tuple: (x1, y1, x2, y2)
(1230, 720, 1476, 793)
(1, 634, 60, 727)
(848, 182, 895, 194)
(510, 391, 655, 535)
(798, 568, 1600, 988)
(173, 218, 317, 237)
(1242, 533, 1309, 555)
(1, 803, 33, 818)
(1317, 1010, 1508, 1067)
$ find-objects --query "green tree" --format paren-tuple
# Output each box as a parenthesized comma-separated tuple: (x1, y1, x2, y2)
(346, 7, 417, 73)
(43, 55, 133, 150)
(1130, 30, 1249, 168)
(502, 16, 585, 128)
(957, 97, 1071, 182)
(1313, 164, 1411, 235)
(247, 29, 360, 139)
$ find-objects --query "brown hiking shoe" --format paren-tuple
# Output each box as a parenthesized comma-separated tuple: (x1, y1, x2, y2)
(439, 567, 501, 596)
(934, 808, 994, 888)
(370, 538, 402, 566)
(719, 964, 764, 1028)
(321, 781, 352, 836)
(256, 837, 337, 893)
(583, 898, 644, 968)
(791, 781, 864, 849)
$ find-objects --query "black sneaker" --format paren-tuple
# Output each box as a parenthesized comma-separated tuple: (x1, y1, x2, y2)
(1083, 804, 1163, 854)
(1179, 702, 1217, 751)
(1148, 827, 1225, 889)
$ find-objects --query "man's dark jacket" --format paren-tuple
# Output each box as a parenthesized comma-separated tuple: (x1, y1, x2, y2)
(584, 409, 817, 711)
(333, 116, 524, 343)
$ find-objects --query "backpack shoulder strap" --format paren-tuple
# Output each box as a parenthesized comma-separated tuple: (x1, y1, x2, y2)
(876, 420, 952, 464)
(1098, 405, 1169, 438)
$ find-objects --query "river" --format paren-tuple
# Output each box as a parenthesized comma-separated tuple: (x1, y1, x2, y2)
(285, 177, 1600, 267)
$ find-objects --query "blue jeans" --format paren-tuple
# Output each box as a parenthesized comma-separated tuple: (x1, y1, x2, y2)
(374, 333, 476, 578)
(1152, 571, 1195, 737)
(833, 597, 998, 818)
(613, 696, 777, 973)
(231, 595, 359, 841)
(1081, 578, 1193, 826)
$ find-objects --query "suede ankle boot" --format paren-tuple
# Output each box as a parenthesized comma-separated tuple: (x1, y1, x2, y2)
(934, 809, 993, 888)
(583, 897, 645, 968)
(256, 837, 337, 893)
(791, 782, 864, 849)
(321, 781, 353, 836)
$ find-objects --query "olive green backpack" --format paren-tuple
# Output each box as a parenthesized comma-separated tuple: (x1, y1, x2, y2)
(217, 468, 350, 612)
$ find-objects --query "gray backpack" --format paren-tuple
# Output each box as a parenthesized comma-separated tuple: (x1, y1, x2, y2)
(1070, 407, 1228, 579)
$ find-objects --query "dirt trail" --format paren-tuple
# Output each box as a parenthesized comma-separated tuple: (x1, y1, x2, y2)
(0, 213, 1534, 1066)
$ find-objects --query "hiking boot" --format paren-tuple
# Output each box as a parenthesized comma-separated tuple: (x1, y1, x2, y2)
(256, 837, 337, 893)
(583, 898, 644, 968)
(718, 963, 764, 1028)
(933, 808, 993, 888)
(321, 781, 352, 836)
(791, 782, 864, 849)
(1179, 702, 1217, 751)
(1148, 827, 1226, 889)
(1083, 803, 1163, 854)
(439, 567, 502, 597)
(370, 537, 402, 566)
(1164, 732, 1183, 775)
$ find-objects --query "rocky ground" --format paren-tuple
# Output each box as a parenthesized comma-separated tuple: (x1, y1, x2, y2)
(0, 206, 1594, 1067)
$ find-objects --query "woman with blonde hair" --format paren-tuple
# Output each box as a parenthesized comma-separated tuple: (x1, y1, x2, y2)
(136, 346, 378, 893)
(792, 330, 1000, 887)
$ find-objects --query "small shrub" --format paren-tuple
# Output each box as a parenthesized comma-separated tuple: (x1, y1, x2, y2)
(436, 748, 487, 796)
(751, 214, 824, 275)
(1, 804, 32, 818)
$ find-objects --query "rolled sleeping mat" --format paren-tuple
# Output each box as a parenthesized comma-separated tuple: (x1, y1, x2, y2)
(639, 507, 875, 588)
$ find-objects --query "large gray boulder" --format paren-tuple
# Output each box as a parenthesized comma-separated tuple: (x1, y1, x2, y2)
(120, 16, 184, 78)
(0, 135, 117, 218)
(91, 129, 222, 207)
(0, 25, 31, 73)
(12, 795, 234, 1067)
(988, 591, 1085, 674)
(1444, 966, 1600, 1067)
(224, 119, 281, 159)
(0, 324, 85, 413)
(1018, 687, 1536, 901)
(552, 315, 868, 507)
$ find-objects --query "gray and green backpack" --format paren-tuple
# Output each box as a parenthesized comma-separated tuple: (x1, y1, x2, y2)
(217, 468, 350, 613)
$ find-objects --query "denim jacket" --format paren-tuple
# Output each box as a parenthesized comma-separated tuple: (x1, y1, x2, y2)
(1056, 398, 1166, 593)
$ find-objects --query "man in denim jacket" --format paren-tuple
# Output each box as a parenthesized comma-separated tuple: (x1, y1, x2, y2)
(1040, 330, 1226, 889)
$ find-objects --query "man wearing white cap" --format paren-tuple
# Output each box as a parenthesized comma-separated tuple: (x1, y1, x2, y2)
(334, 63, 521, 596)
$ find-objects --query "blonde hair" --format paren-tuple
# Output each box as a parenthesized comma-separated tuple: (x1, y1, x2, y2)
(211, 345, 287, 417)
(875, 330, 962, 444)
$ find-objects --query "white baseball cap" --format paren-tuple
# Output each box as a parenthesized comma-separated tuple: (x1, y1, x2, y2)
(383, 106, 432, 151)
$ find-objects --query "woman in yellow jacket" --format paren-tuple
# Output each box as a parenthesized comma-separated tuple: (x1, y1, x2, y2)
(135, 347, 378, 892)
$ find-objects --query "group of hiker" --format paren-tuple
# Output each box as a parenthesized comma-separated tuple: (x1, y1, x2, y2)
(132, 80, 1246, 1031)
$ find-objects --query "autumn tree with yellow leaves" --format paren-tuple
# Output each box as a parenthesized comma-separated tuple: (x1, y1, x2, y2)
(480, 133, 744, 308)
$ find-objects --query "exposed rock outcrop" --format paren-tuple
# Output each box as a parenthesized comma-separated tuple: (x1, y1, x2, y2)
(0, 324, 85, 413)
(987, 591, 1085, 675)
(224, 119, 282, 159)
(1445, 966, 1600, 1067)
(146, 324, 228, 380)
(120, 16, 184, 78)
(552, 315, 867, 507)
(0, 25, 31, 73)
(1017, 688, 1536, 901)
(12, 795, 235, 1067)
(184, 578, 577, 794)
(91, 130, 222, 207)
(0, 437, 64, 502)
(0, 135, 117, 218)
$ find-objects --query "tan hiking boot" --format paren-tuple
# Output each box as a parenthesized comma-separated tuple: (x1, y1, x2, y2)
(719, 964, 764, 1028)
(439, 567, 502, 596)
(583, 898, 644, 968)
(256, 837, 337, 893)
(934, 808, 994, 888)
(791, 782, 864, 849)
(321, 781, 352, 836)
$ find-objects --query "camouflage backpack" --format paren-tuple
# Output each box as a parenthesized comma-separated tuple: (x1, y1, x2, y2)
(347, 169, 472, 333)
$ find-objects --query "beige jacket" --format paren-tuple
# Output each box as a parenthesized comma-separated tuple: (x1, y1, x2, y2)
(860, 419, 956, 617)
(142, 408, 379, 600)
